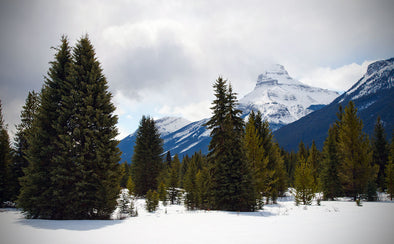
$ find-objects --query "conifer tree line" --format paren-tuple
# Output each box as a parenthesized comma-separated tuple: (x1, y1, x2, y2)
(0, 35, 121, 219)
(124, 79, 394, 211)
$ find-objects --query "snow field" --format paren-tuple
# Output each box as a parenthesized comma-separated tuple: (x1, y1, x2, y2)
(1, 197, 393, 244)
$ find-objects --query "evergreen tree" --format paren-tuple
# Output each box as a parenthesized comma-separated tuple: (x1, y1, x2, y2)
(283, 150, 297, 187)
(386, 132, 394, 201)
(306, 141, 321, 188)
(132, 116, 163, 196)
(18, 36, 73, 218)
(11, 91, 40, 201)
(184, 160, 199, 210)
(205, 78, 256, 211)
(320, 124, 342, 200)
(294, 156, 315, 205)
(337, 101, 377, 201)
(244, 111, 267, 206)
(126, 175, 135, 196)
(166, 151, 172, 169)
(119, 162, 130, 188)
(19, 35, 121, 219)
(158, 180, 167, 205)
(372, 116, 389, 191)
(57, 35, 121, 219)
(0, 100, 12, 205)
(196, 165, 213, 210)
(145, 189, 159, 212)
(297, 141, 308, 161)
(270, 143, 287, 201)
(167, 154, 181, 204)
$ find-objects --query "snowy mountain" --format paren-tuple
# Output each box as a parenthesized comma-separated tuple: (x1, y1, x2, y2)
(119, 64, 341, 162)
(274, 57, 394, 151)
(239, 64, 339, 130)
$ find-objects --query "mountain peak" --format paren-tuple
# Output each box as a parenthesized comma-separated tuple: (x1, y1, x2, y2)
(256, 64, 302, 87)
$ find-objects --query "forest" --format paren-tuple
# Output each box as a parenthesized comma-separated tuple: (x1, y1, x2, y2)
(0, 36, 393, 219)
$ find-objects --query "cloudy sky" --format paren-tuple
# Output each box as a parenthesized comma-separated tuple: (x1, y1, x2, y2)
(1, 0, 393, 140)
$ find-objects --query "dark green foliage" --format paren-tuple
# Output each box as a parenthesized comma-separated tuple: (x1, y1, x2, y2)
(18, 35, 121, 219)
(253, 112, 286, 203)
(320, 124, 342, 200)
(307, 141, 321, 185)
(166, 151, 172, 169)
(0, 100, 13, 205)
(386, 132, 394, 200)
(282, 150, 297, 187)
(206, 78, 256, 211)
(168, 154, 181, 204)
(145, 189, 159, 212)
(337, 101, 377, 201)
(119, 162, 131, 188)
(184, 160, 199, 210)
(158, 181, 167, 205)
(132, 116, 163, 196)
(372, 116, 389, 191)
(11, 91, 40, 202)
(294, 156, 315, 205)
(18, 36, 73, 218)
(244, 112, 267, 206)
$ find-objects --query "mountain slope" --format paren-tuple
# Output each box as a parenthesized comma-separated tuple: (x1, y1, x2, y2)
(274, 57, 394, 151)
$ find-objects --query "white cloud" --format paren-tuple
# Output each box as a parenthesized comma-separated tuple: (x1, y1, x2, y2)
(299, 61, 373, 92)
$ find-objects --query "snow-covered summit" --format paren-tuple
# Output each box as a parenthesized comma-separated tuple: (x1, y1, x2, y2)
(256, 64, 303, 87)
(239, 64, 339, 128)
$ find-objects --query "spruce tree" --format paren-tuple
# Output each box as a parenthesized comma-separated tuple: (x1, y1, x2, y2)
(206, 78, 255, 211)
(307, 141, 321, 188)
(294, 156, 315, 205)
(386, 133, 394, 201)
(12, 91, 40, 201)
(372, 116, 389, 191)
(244, 111, 267, 206)
(0, 100, 12, 205)
(168, 154, 181, 204)
(19, 35, 121, 219)
(18, 36, 73, 218)
(184, 160, 199, 210)
(145, 189, 159, 212)
(132, 116, 163, 196)
(55, 35, 120, 219)
(158, 181, 167, 205)
(337, 101, 377, 201)
(320, 124, 342, 200)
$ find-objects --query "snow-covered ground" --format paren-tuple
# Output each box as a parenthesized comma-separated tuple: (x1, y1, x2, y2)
(1, 197, 393, 244)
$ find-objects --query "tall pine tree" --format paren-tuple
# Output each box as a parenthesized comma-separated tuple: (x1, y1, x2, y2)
(12, 91, 40, 200)
(294, 155, 315, 205)
(0, 100, 13, 205)
(372, 116, 389, 191)
(320, 124, 342, 200)
(206, 78, 255, 211)
(19, 35, 121, 219)
(337, 101, 377, 201)
(19, 36, 73, 218)
(386, 132, 394, 200)
(132, 116, 163, 196)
